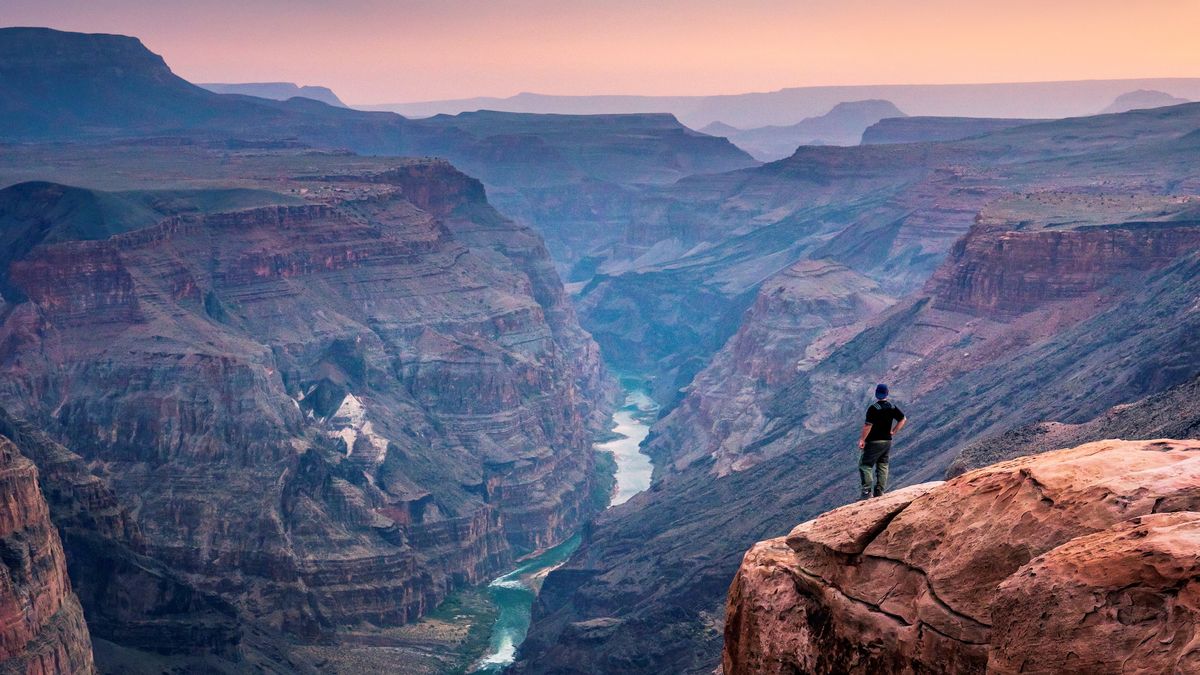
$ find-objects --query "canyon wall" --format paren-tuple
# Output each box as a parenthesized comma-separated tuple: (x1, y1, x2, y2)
(0, 435, 94, 675)
(0, 163, 609, 644)
(724, 440, 1200, 674)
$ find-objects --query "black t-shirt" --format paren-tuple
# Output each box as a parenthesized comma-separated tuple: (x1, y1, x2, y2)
(864, 400, 905, 441)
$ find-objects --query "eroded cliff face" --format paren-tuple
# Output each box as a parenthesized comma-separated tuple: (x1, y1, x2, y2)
(929, 204, 1200, 316)
(0, 436, 94, 675)
(724, 439, 1200, 674)
(0, 405, 319, 672)
(0, 162, 609, 640)
(646, 260, 893, 475)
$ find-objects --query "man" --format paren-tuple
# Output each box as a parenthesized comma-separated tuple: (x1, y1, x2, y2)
(857, 383, 906, 500)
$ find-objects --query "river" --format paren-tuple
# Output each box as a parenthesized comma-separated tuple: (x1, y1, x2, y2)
(471, 383, 658, 672)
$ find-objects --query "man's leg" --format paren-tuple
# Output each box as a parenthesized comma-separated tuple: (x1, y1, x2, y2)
(873, 446, 891, 497)
(858, 451, 875, 500)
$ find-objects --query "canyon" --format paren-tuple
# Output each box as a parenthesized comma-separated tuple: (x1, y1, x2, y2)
(513, 107, 1200, 672)
(0, 155, 613, 669)
(2, 23, 1200, 675)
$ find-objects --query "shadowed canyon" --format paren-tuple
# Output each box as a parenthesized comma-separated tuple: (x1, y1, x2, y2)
(0, 21, 1199, 675)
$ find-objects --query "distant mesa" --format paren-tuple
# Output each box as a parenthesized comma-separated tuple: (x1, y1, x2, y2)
(1101, 89, 1191, 114)
(722, 99, 906, 161)
(698, 120, 742, 136)
(369, 79, 1200, 129)
(200, 82, 348, 108)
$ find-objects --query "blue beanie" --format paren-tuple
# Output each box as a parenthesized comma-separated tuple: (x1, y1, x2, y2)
(875, 383, 889, 400)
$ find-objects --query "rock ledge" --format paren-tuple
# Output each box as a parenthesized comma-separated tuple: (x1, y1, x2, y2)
(724, 439, 1200, 674)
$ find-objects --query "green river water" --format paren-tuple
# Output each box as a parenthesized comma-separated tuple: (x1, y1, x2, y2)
(471, 384, 658, 672)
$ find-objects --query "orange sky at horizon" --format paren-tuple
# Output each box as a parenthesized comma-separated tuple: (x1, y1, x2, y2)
(3, 0, 1199, 104)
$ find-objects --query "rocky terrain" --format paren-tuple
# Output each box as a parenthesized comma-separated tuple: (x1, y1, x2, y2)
(645, 260, 893, 475)
(0, 153, 613, 671)
(0, 405, 317, 674)
(5, 23, 1200, 675)
(725, 439, 1200, 674)
(514, 109, 1200, 673)
(0, 433, 95, 675)
(948, 372, 1200, 477)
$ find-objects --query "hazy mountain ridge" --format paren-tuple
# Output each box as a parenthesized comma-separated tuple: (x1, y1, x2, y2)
(861, 116, 1040, 144)
(1100, 88, 1191, 114)
(199, 81, 349, 107)
(712, 99, 907, 160)
(368, 78, 1200, 128)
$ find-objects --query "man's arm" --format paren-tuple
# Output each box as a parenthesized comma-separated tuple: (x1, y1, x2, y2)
(892, 407, 907, 436)
(858, 423, 872, 449)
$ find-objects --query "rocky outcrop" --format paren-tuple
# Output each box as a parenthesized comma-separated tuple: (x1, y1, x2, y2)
(928, 217, 1200, 316)
(0, 163, 608, 642)
(0, 436, 94, 675)
(198, 82, 348, 108)
(724, 439, 1200, 674)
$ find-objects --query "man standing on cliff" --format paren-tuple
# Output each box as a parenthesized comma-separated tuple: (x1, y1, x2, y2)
(857, 384, 906, 500)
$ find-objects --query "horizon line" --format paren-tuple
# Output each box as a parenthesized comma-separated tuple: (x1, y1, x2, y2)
(354, 75, 1200, 107)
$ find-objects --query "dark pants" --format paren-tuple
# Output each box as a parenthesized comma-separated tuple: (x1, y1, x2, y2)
(859, 440, 891, 499)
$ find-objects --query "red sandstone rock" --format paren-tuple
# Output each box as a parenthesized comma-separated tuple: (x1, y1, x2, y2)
(724, 439, 1200, 675)
(0, 437, 94, 674)
(990, 512, 1200, 674)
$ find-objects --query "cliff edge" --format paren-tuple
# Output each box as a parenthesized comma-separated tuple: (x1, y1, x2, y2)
(724, 439, 1200, 674)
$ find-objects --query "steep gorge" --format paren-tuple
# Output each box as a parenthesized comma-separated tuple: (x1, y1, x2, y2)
(0, 162, 610, 651)
(514, 119, 1200, 672)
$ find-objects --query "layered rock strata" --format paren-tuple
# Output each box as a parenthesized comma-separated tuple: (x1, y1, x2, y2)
(0, 436, 94, 675)
(0, 405, 318, 672)
(724, 440, 1200, 674)
(0, 164, 608, 639)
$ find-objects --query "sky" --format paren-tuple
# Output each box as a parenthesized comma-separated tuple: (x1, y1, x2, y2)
(3, 0, 1199, 104)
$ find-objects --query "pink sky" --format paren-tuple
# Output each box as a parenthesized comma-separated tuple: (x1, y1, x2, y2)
(3, 0, 1199, 104)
